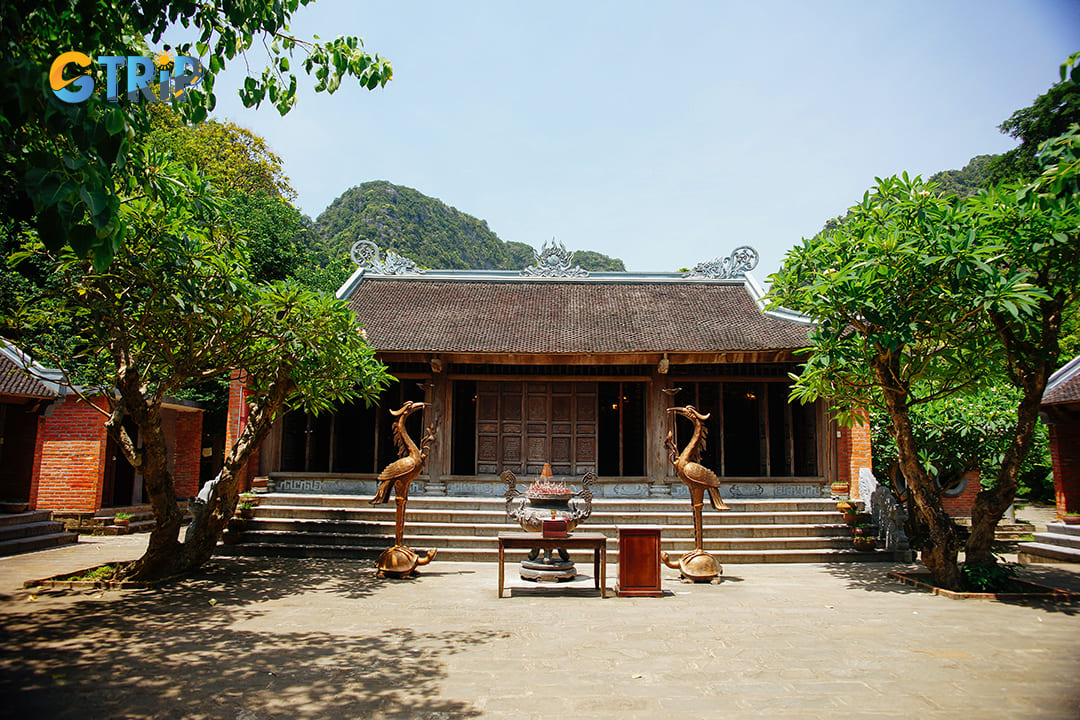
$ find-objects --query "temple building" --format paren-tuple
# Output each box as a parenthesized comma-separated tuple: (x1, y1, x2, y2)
(240, 243, 872, 501)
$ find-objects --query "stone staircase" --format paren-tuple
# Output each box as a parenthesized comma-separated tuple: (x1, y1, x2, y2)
(0, 510, 78, 556)
(1018, 523, 1080, 564)
(216, 494, 894, 563)
(52, 504, 188, 535)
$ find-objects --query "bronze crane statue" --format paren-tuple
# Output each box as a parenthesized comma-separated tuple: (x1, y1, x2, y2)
(370, 400, 437, 578)
(661, 405, 729, 581)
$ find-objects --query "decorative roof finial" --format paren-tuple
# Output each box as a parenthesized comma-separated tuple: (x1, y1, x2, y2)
(520, 237, 589, 278)
(683, 246, 759, 279)
(350, 240, 424, 275)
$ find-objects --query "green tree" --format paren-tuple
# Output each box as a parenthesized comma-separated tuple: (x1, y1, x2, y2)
(1, 0, 391, 267)
(10, 155, 390, 580)
(768, 125, 1080, 588)
(986, 53, 1080, 185)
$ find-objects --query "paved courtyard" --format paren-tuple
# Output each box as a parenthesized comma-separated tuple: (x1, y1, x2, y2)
(1, 534, 1078, 719)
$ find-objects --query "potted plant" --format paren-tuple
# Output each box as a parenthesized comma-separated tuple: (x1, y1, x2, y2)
(852, 535, 876, 551)
(830, 480, 849, 497)
(237, 501, 255, 519)
(238, 491, 259, 507)
(836, 500, 857, 515)
(113, 511, 132, 527)
(852, 522, 876, 538)
(1061, 512, 1080, 526)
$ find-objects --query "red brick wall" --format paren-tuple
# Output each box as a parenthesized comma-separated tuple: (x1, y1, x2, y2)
(32, 396, 108, 511)
(172, 410, 203, 499)
(1050, 419, 1080, 516)
(942, 470, 980, 518)
(225, 372, 257, 491)
(839, 413, 872, 499)
(27, 414, 45, 508)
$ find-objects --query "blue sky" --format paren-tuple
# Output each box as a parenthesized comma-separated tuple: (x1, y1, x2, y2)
(196, 1, 1079, 278)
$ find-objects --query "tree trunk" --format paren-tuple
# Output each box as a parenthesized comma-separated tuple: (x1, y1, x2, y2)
(965, 366, 1048, 566)
(873, 356, 962, 590)
(117, 374, 293, 581)
(174, 376, 292, 572)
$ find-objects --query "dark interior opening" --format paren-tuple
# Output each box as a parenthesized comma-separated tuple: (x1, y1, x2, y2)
(452, 380, 476, 475)
(722, 382, 761, 476)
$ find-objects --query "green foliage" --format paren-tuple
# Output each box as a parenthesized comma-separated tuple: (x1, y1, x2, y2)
(1, 0, 391, 266)
(314, 182, 625, 271)
(959, 559, 1018, 593)
(986, 51, 1080, 185)
(9, 152, 390, 416)
(60, 564, 117, 582)
(767, 174, 1020, 425)
(113, 512, 133, 520)
(870, 385, 1054, 501)
(147, 110, 295, 199)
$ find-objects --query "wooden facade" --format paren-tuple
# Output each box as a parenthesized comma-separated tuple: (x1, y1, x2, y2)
(253, 263, 857, 496)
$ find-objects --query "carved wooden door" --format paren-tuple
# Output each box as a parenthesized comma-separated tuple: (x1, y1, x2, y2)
(475, 381, 597, 476)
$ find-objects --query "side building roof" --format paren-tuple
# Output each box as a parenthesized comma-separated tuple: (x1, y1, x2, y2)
(1042, 354, 1080, 407)
(0, 340, 62, 399)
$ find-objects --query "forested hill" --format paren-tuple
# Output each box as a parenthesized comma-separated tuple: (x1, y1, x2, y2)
(313, 181, 625, 271)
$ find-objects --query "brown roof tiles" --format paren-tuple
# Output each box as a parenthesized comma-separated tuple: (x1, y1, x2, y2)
(0, 352, 57, 399)
(345, 278, 810, 354)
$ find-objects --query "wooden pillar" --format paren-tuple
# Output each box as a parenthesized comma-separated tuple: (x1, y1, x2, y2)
(647, 370, 671, 496)
(425, 371, 449, 494)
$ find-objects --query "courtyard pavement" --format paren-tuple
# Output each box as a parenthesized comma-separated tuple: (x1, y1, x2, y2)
(0, 533, 1078, 720)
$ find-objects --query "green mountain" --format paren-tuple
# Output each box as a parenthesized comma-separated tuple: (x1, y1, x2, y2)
(313, 181, 625, 271)
(927, 154, 997, 198)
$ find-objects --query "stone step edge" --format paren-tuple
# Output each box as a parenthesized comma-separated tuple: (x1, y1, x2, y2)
(217, 542, 892, 562)
(0, 520, 74, 540)
(1017, 541, 1080, 563)
(0, 510, 53, 527)
(0, 532, 79, 555)
(253, 505, 845, 519)
(1031, 532, 1080, 549)
(233, 530, 859, 545)
(238, 520, 851, 533)
(259, 493, 844, 507)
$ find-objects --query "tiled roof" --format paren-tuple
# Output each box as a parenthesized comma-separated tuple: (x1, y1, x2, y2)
(345, 277, 810, 355)
(0, 352, 57, 399)
(1042, 355, 1080, 407)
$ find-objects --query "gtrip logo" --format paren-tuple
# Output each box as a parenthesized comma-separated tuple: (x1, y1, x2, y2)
(49, 50, 204, 104)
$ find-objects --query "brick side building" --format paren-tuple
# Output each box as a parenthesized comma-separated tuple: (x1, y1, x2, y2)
(1041, 355, 1080, 518)
(0, 341, 203, 512)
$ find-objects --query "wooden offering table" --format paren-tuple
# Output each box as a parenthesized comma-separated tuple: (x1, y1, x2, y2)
(497, 532, 607, 598)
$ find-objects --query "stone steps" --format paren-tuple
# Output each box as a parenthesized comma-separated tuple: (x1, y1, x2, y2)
(0, 510, 78, 556)
(52, 505, 188, 535)
(218, 493, 896, 563)
(1018, 523, 1080, 564)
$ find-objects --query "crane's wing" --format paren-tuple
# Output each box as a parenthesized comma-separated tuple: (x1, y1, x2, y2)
(378, 456, 418, 482)
(683, 462, 721, 488)
(683, 463, 730, 511)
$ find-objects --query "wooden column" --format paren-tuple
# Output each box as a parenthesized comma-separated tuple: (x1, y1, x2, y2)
(647, 370, 671, 496)
(426, 371, 449, 494)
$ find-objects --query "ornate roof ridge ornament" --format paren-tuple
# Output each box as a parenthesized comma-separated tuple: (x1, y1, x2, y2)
(683, 246, 759, 279)
(350, 240, 424, 276)
(520, 237, 589, 278)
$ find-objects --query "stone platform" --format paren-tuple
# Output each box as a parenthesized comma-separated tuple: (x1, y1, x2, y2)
(217, 493, 895, 564)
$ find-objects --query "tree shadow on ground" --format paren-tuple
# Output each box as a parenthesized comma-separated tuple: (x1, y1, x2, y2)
(816, 561, 924, 595)
(0, 558, 506, 719)
(816, 560, 1080, 615)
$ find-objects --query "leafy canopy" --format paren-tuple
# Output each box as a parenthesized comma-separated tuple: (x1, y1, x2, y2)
(1, 0, 391, 267)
